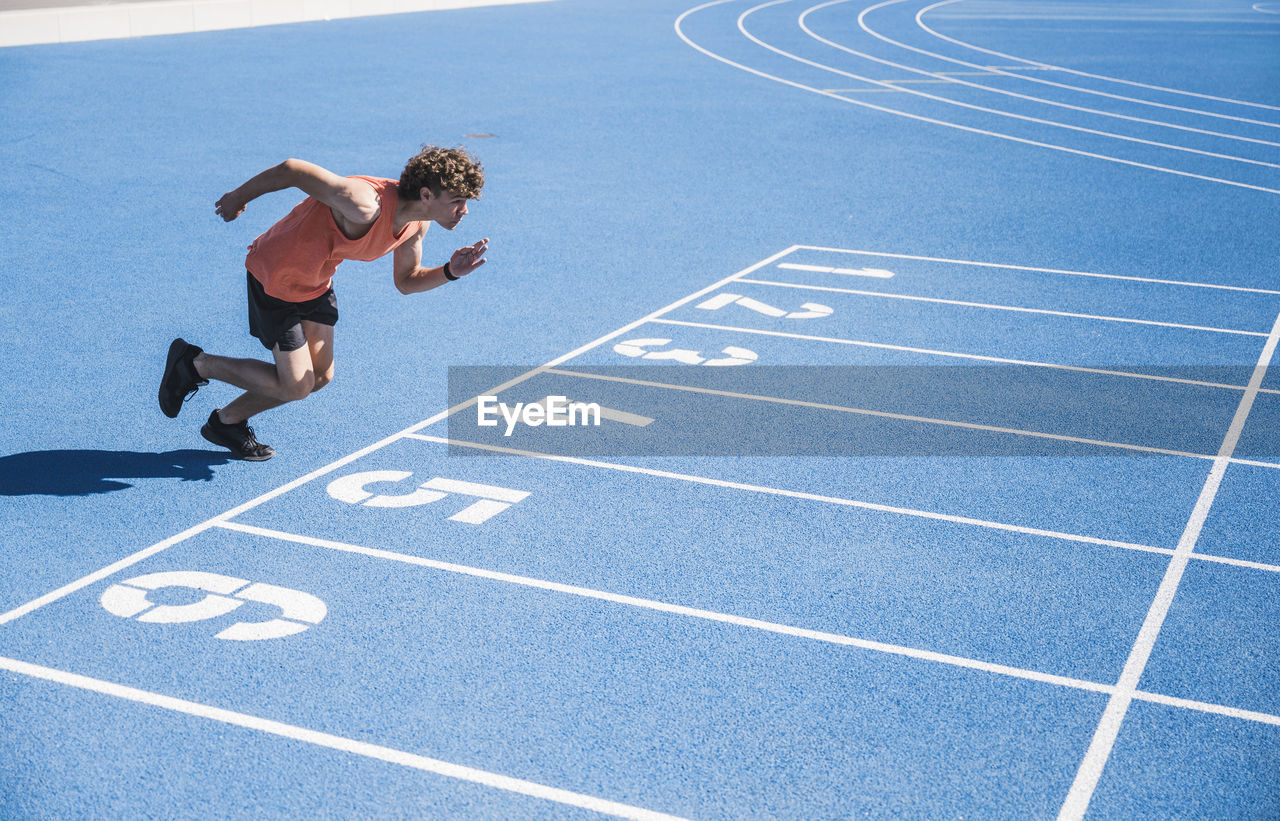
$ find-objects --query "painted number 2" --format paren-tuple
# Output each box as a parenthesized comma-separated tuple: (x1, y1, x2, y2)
(695, 293, 833, 319)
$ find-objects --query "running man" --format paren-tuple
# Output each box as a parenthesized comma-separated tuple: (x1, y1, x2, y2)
(158, 146, 487, 460)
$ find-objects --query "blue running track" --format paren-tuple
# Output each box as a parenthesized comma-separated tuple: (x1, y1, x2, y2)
(1, 0, 1278, 817)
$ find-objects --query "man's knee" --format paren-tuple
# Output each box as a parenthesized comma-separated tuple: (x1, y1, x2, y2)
(280, 373, 315, 402)
(311, 371, 333, 392)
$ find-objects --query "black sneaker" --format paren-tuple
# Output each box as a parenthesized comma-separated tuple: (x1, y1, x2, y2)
(158, 338, 208, 418)
(201, 410, 275, 461)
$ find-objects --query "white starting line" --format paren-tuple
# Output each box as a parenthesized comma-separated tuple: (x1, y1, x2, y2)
(778, 262, 896, 277)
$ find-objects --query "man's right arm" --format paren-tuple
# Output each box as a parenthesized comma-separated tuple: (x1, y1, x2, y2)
(215, 159, 380, 224)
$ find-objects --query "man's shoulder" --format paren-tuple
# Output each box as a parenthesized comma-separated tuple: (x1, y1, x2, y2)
(340, 176, 397, 224)
(347, 174, 397, 187)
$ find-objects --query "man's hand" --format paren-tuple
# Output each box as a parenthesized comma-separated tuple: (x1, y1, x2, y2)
(449, 238, 489, 278)
(215, 189, 247, 222)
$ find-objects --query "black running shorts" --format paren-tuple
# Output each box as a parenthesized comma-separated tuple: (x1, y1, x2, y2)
(246, 271, 339, 353)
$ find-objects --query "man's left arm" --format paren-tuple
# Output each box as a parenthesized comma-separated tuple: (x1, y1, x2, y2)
(394, 227, 489, 294)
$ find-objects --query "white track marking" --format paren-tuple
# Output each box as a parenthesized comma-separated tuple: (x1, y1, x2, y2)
(917, 0, 1280, 116)
(412, 434, 1280, 573)
(796, 0, 1280, 151)
(1058, 311, 1280, 821)
(215, 521, 1115, 694)
(696, 292, 744, 310)
(0, 426, 442, 626)
(793, 245, 1280, 294)
(673, 1, 1280, 194)
(738, 277, 1269, 336)
(215, 523, 1280, 723)
(0, 656, 686, 821)
(0, 247, 800, 627)
(410, 434, 1169, 555)
(741, 0, 1280, 170)
(778, 262, 896, 277)
(227, 508, 1280, 586)
(834, 0, 1280, 137)
(598, 408, 656, 426)
(542, 367, 1225, 463)
(1191, 551, 1280, 575)
(1225, 455, 1280, 469)
(653, 317, 1280, 398)
(1133, 690, 1280, 726)
(529, 396, 655, 427)
(421, 477, 531, 503)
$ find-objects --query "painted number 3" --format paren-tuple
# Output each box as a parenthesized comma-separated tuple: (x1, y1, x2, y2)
(613, 338, 758, 366)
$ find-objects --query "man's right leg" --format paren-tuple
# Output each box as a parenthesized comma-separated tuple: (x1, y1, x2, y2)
(211, 319, 335, 425)
(192, 344, 316, 405)
(188, 344, 315, 461)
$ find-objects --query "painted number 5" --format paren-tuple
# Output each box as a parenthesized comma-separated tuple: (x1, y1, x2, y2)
(100, 571, 326, 641)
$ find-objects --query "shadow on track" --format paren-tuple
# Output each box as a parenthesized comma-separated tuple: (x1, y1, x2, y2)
(0, 449, 231, 496)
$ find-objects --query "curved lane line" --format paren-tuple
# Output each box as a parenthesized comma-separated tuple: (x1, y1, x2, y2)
(673, 0, 1280, 194)
(795, 244, 1280, 294)
(798, 0, 1280, 148)
(916, 0, 1280, 117)
(737, 0, 1280, 169)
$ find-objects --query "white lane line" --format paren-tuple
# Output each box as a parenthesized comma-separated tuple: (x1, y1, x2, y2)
(408, 434, 1280, 575)
(916, 0, 1280, 116)
(0, 246, 801, 627)
(1189, 551, 1280, 575)
(409, 434, 1170, 556)
(743, 0, 1280, 170)
(778, 262, 895, 277)
(597, 407, 656, 427)
(543, 367, 1223, 463)
(215, 521, 1114, 695)
(834, 0, 1280, 138)
(0, 655, 686, 821)
(1058, 311, 1280, 821)
(530, 396, 656, 427)
(1133, 690, 1280, 727)
(738, 277, 1269, 336)
(652, 317, 1280, 397)
(800, 0, 1280, 151)
(1225, 456, 1280, 469)
(673, 1, 1280, 195)
(793, 245, 1280, 295)
(883, 77, 968, 84)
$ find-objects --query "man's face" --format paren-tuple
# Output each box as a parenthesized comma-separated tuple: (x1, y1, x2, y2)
(422, 188, 469, 230)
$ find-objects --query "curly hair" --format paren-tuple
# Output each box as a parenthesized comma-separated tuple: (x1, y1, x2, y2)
(399, 146, 484, 200)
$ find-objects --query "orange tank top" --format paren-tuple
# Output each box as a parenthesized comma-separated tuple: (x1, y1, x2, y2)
(245, 175, 423, 302)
